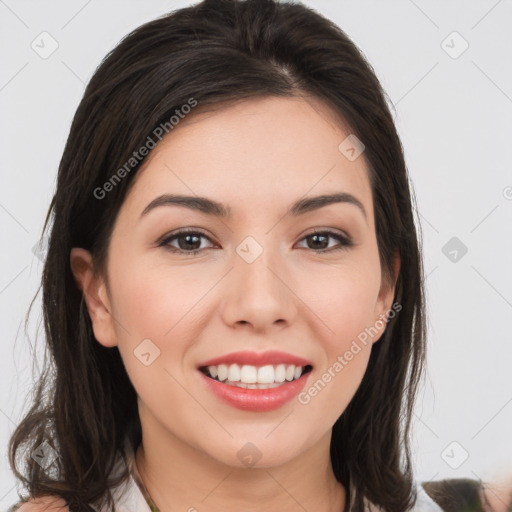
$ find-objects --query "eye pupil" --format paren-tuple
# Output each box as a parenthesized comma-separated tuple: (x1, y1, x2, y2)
(179, 234, 201, 250)
(308, 234, 328, 250)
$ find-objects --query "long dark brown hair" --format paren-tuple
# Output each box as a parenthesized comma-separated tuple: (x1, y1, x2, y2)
(8, 1, 426, 510)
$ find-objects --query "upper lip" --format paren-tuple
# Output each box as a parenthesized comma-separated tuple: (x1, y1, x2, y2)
(198, 350, 312, 368)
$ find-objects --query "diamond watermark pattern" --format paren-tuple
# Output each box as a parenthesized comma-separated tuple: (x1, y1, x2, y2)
(237, 442, 263, 467)
(134, 338, 161, 366)
(236, 236, 263, 264)
(338, 134, 365, 161)
(441, 31, 469, 59)
(441, 440, 469, 469)
(32, 236, 49, 262)
(31, 440, 58, 469)
(442, 236, 468, 263)
(31, 31, 59, 59)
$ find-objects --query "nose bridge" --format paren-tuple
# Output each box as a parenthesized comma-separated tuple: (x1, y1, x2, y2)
(221, 233, 295, 329)
(235, 233, 282, 297)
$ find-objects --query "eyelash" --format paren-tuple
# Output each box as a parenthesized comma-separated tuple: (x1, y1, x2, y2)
(158, 228, 353, 255)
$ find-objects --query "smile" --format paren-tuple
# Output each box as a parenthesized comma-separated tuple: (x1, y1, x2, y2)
(199, 363, 313, 388)
(198, 363, 313, 412)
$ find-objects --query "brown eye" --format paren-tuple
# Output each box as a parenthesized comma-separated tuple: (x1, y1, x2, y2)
(158, 229, 353, 256)
(297, 231, 352, 253)
(159, 230, 215, 255)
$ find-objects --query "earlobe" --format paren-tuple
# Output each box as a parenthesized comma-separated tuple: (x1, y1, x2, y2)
(70, 248, 118, 348)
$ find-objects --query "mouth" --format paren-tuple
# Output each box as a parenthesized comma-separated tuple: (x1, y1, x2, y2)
(196, 350, 314, 411)
(198, 363, 314, 389)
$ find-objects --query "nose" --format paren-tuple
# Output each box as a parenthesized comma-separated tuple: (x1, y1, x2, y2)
(220, 242, 297, 333)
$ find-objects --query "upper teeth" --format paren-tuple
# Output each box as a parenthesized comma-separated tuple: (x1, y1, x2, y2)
(207, 364, 305, 384)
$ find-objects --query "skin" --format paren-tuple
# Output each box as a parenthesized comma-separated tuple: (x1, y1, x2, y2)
(480, 476, 512, 512)
(70, 95, 400, 512)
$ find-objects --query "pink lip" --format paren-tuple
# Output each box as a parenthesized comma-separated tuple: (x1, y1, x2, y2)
(197, 350, 312, 368)
(199, 370, 311, 412)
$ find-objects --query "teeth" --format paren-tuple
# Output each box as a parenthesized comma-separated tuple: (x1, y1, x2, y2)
(217, 364, 228, 381)
(241, 365, 257, 383)
(205, 363, 308, 384)
(274, 364, 286, 382)
(257, 365, 274, 384)
(230, 381, 283, 389)
(228, 364, 240, 382)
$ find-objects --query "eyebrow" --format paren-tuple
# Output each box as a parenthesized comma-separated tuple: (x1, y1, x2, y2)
(140, 192, 367, 223)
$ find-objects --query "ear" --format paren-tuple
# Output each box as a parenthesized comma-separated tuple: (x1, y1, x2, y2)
(70, 247, 118, 348)
(372, 251, 401, 343)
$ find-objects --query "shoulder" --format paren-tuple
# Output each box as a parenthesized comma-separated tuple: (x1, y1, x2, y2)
(15, 496, 70, 512)
(480, 477, 512, 512)
(420, 477, 512, 512)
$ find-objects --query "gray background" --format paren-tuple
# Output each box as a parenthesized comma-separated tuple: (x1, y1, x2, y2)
(1, 0, 511, 508)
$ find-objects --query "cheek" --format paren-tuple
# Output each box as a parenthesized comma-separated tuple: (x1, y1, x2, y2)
(305, 260, 382, 345)
(107, 252, 218, 397)
(108, 259, 196, 405)
(298, 258, 381, 418)
(298, 272, 377, 424)
(297, 329, 372, 431)
(108, 251, 206, 341)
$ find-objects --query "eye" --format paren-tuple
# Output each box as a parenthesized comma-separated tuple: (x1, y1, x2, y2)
(159, 229, 216, 255)
(296, 230, 353, 253)
(158, 228, 353, 256)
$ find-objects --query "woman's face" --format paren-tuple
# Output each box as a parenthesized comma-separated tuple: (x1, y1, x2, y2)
(71, 95, 398, 469)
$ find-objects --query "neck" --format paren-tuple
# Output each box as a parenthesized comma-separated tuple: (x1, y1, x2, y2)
(134, 416, 346, 512)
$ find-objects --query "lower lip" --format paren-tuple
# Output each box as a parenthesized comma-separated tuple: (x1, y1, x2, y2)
(199, 370, 311, 412)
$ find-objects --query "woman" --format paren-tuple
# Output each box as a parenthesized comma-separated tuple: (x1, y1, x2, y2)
(6, 0, 508, 511)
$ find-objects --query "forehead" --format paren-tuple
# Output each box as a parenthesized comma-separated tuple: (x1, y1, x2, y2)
(121, 95, 373, 223)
